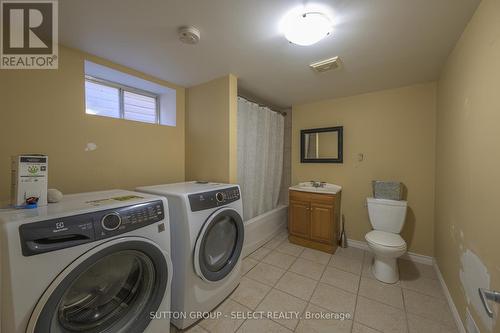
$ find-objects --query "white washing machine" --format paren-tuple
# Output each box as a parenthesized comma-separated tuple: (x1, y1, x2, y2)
(136, 182, 244, 329)
(0, 190, 173, 333)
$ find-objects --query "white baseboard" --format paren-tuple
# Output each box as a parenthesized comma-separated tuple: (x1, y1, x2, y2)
(346, 238, 434, 266)
(433, 261, 466, 333)
(346, 239, 369, 250)
(400, 252, 434, 266)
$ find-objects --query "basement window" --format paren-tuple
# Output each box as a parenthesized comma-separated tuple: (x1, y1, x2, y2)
(85, 77, 159, 123)
(84, 60, 177, 126)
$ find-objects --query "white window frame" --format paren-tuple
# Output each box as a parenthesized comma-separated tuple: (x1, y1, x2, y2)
(85, 75, 161, 124)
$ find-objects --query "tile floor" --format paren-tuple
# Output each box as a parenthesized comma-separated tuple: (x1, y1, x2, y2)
(181, 231, 458, 333)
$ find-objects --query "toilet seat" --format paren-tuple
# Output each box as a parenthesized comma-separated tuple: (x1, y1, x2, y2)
(365, 230, 405, 248)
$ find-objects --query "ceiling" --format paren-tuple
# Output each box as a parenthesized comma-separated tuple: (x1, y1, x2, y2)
(59, 0, 480, 107)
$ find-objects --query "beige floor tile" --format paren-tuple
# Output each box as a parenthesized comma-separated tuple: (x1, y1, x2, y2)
(262, 251, 297, 270)
(273, 231, 289, 242)
(256, 289, 307, 330)
(276, 242, 305, 257)
(198, 299, 249, 333)
(362, 252, 374, 277)
(407, 313, 458, 333)
(236, 318, 292, 333)
(300, 248, 332, 265)
(335, 246, 365, 260)
(263, 237, 284, 250)
(400, 276, 445, 299)
(310, 283, 357, 314)
(358, 277, 404, 309)
(288, 258, 326, 280)
(230, 277, 271, 309)
(275, 271, 318, 300)
(281, 238, 296, 244)
(329, 253, 363, 274)
(241, 257, 259, 275)
(295, 303, 353, 333)
(355, 296, 408, 333)
(399, 259, 438, 280)
(403, 289, 455, 328)
(352, 322, 382, 333)
(320, 266, 360, 293)
(183, 324, 209, 332)
(245, 262, 286, 286)
(248, 247, 271, 261)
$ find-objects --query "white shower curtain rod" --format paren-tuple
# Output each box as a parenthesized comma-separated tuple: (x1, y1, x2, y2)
(238, 95, 287, 116)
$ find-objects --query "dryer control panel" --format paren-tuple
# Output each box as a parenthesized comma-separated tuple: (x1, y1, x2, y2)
(189, 186, 240, 212)
(19, 201, 165, 256)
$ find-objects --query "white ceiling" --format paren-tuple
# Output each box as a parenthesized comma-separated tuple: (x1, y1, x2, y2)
(59, 0, 480, 107)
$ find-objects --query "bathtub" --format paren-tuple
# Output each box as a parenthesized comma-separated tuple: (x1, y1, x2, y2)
(242, 204, 288, 258)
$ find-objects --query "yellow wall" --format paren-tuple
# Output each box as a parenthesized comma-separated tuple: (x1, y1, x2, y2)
(435, 0, 500, 331)
(292, 83, 436, 256)
(0, 46, 186, 203)
(185, 74, 238, 183)
(228, 75, 238, 183)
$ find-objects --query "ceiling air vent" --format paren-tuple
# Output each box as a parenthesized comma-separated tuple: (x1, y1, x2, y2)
(309, 56, 342, 73)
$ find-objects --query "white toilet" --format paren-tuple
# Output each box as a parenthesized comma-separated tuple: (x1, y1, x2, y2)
(365, 198, 408, 283)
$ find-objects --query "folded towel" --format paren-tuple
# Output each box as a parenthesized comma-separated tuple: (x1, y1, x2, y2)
(372, 181, 403, 200)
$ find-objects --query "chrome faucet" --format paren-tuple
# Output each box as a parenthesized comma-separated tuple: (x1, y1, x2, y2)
(309, 181, 326, 188)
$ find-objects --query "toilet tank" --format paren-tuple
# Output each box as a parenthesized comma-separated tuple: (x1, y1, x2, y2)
(367, 198, 407, 233)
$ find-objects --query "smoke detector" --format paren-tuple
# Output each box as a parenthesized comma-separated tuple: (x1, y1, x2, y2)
(178, 26, 201, 45)
(309, 56, 342, 73)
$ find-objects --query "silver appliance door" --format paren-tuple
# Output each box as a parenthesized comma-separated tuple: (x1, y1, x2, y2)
(27, 237, 169, 333)
(194, 208, 244, 282)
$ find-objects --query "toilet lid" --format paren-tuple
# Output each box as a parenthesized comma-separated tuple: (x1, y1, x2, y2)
(365, 230, 406, 248)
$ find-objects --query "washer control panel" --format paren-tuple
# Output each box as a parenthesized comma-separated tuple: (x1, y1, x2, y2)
(96, 201, 164, 238)
(19, 200, 165, 256)
(189, 186, 240, 212)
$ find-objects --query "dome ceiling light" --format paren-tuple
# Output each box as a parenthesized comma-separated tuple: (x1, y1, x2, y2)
(281, 10, 333, 46)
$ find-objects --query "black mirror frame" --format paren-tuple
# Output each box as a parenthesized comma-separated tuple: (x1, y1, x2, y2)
(300, 126, 343, 163)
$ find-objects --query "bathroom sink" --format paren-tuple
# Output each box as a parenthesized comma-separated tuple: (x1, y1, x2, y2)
(289, 182, 342, 194)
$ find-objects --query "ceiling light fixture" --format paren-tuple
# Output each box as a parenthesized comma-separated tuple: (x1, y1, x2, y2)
(281, 10, 333, 46)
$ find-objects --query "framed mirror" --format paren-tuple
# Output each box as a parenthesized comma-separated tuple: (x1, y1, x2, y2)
(300, 126, 343, 163)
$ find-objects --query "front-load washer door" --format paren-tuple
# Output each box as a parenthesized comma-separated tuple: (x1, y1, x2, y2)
(27, 237, 170, 333)
(194, 208, 244, 282)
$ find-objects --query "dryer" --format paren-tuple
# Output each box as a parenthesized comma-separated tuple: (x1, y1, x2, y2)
(0, 190, 173, 333)
(136, 182, 244, 329)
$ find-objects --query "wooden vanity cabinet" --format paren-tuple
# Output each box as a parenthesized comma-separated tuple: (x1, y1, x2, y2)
(288, 190, 341, 254)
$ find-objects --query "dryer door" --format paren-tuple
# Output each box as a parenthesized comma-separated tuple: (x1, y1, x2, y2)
(194, 208, 244, 282)
(27, 237, 170, 333)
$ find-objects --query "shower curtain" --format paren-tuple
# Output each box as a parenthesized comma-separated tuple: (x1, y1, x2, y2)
(237, 97, 284, 221)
